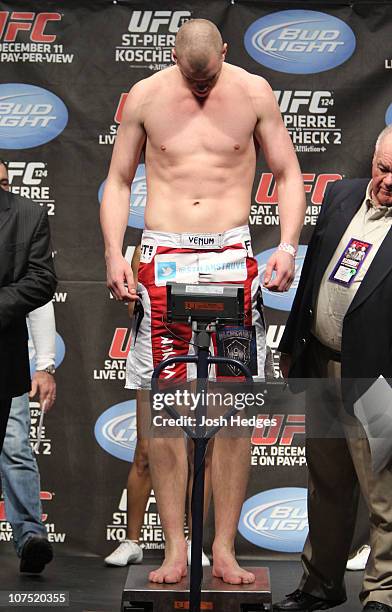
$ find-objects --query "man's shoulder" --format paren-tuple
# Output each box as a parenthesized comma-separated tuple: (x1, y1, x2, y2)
(226, 63, 271, 91)
(7, 191, 45, 219)
(327, 177, 369, 201)
(130, 67, 173, 93)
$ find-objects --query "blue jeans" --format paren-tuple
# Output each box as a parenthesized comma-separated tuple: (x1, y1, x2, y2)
(0, 393, 46, 556)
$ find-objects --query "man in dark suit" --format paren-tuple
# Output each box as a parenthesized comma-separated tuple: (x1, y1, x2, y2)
(0, 160, 56, 452)
(274, 126, 392, 612)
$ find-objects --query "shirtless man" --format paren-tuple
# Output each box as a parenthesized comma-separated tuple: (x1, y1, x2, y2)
(101, 19, 305, 585)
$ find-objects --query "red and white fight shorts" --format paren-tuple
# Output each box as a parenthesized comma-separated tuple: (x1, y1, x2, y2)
(125, 225, 269, 389)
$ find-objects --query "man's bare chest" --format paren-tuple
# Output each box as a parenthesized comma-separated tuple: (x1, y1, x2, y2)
(144, 95, 256, 156)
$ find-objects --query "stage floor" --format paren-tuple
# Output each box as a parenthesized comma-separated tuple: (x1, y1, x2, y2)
(0, 546, 364, 612)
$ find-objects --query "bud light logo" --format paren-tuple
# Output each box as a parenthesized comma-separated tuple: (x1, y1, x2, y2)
(94, 400, 137, 462)
(386, 103, 392, 126)
(239, 487, 308, 553)
(256, 245, 307, 311)
(0, 83, 68, 149)
(98, 163, 146, 229)
(29, 332, 65, 374)
(244, 10, 356, 74)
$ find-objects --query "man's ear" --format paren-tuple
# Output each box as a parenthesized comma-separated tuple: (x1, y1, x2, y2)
(222, 42, 228, 61)
(172, 48, 177, 63)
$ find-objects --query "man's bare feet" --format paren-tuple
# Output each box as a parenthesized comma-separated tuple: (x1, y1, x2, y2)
(212, 544, 255, 585)
(149, 540, 187, 584)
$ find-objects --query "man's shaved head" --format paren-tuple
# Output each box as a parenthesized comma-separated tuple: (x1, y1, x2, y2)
(175, 19, 224, 73)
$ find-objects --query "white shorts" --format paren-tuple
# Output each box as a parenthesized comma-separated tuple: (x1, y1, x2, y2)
(125, 225, 269, 389)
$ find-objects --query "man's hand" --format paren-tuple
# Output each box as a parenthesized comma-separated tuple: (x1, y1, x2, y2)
(263, 250, 295, 292)
(279, 353, 291, 379)
(29, 371, 56, 412)
(106, 252, 138, 302)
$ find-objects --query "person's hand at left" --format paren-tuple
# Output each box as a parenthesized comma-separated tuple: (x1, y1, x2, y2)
(263, 250, 295, 292)
(29, 371, 56, 413)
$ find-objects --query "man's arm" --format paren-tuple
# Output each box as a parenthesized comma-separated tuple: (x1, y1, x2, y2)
(100, 82, 147, 301)
(28, 301, 56, 412)
(252, 76, 306, 292)
(278, 180, 339, 375)
(0, 209, 56, 329)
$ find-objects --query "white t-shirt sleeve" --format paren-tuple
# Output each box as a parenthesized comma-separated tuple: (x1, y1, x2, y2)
(27, 301, 56, 370)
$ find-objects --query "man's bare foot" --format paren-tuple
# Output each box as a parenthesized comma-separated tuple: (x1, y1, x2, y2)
(149, 541, 187, 584)
(212, 545, 255, 585)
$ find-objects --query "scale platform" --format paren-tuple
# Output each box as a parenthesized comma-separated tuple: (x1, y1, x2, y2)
(121, 565, 271, 611)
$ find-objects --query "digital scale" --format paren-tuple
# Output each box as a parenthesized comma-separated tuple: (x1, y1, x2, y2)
(122, 565, 271, 611)
(121, 284, 272, 612)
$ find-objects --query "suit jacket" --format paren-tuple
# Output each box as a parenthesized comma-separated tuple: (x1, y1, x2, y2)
(279, 178, 392, 402)
(0, 189, 57, 399)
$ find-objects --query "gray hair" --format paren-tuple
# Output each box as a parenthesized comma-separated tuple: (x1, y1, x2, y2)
(375, 125, 392, 151)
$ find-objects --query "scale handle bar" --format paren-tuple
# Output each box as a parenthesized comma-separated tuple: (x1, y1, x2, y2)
(152, 355, 253, 381)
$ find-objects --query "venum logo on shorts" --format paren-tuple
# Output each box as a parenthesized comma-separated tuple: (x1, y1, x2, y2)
(160, 336, 177, 379)
(0, 83, 68, 149)
(244, 10, 356, 74)
(98, 163, 146, 229)
(184, 235, 217, 248)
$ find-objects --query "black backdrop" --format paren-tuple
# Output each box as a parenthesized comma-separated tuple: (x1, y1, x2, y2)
(0, 0, 388, 558)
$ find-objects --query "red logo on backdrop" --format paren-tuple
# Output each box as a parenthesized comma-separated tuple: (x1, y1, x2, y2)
(255, 173, 342, 205)
(252, 414, 305, 445)
(114, 93, 128, 124)
(0, 491, 53, 522)
(0, 12, 61, 42)
(109, 328, 132, 359)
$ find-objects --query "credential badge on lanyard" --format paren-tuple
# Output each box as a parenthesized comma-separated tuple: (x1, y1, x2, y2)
(329, 238, 372, 287)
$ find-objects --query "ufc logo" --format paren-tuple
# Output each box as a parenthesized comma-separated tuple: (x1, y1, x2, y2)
(114, 93, 128, 124)
(252, 414, 305, 446)
(109, 328, 132, 359)
(274, 90, 332, 114)
(7, 162, 46, 186)
(128, 10, 191, 33)
(255, 173, 342, 205)
(0, 12, 61, 42)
